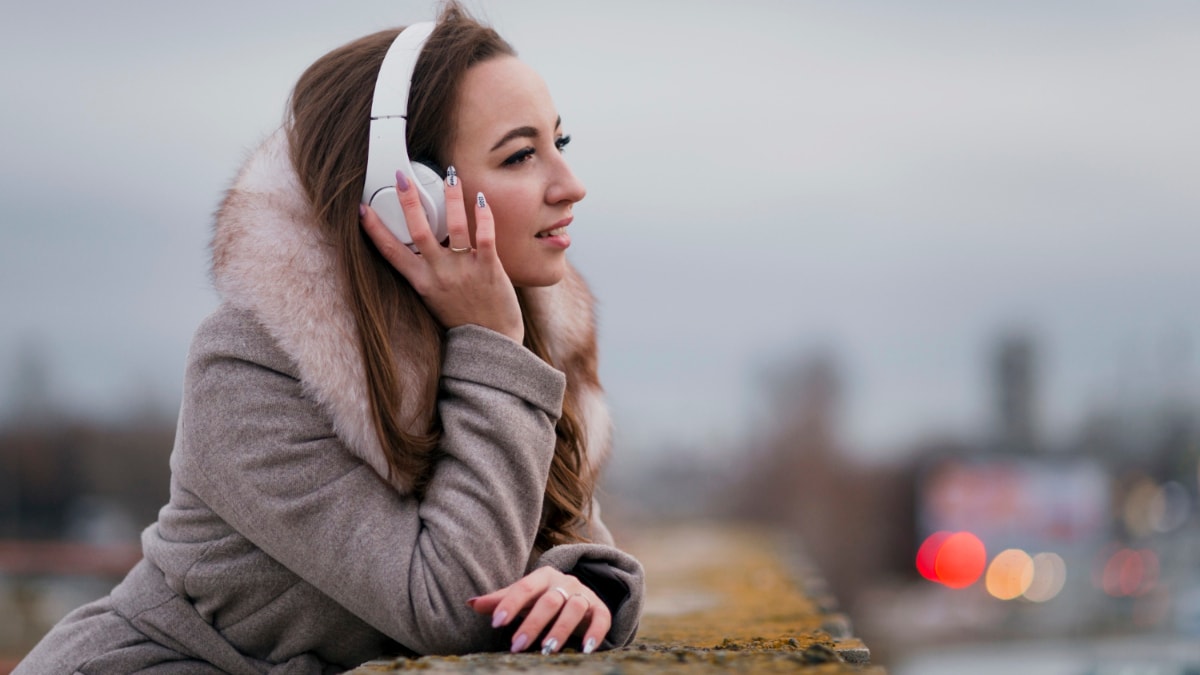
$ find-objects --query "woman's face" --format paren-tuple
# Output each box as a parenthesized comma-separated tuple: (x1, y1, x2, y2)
(446, 56, 586, 288)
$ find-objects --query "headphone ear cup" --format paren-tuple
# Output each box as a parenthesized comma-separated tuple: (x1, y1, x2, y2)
(367, 186, 412, 246)
(411, 162, 448, 243)
(366, 166, 447, 251)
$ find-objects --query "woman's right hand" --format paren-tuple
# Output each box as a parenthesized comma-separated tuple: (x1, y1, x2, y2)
(360, 169, 524, 344)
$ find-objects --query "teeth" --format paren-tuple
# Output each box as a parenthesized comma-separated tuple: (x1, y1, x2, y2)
(537, 227, 567, 238)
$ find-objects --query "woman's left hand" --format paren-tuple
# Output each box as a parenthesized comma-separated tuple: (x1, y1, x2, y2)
(468, 567, 610, 655)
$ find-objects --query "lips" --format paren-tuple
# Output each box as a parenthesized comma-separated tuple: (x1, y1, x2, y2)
(535, 216, 573, 238)
(536, 226, 568, 238)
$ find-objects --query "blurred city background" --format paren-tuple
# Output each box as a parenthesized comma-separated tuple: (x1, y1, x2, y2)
(2, 1, 1198, 672)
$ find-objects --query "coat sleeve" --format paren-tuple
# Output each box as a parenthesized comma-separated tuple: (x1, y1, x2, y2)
(176, 322, 564, 655)
(533, 543, 644, 649)
(527, 497, 644, 649)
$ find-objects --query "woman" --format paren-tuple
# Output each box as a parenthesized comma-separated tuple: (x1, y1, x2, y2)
(16, 3, 644, 673)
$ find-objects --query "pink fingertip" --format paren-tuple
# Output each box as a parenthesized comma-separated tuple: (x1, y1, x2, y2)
(358, 204, 366, 218)
(395, 170, 410, 191)
(510, 633, 529, 653)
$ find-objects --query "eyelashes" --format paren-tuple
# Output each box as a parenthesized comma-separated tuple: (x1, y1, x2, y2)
(501, 135, 572, 167)
(502, 148, 534, 166)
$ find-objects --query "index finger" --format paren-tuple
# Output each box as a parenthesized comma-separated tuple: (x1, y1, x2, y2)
(394, 169, 442, 258)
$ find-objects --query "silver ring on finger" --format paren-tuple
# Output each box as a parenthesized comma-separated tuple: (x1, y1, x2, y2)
(552, 586, 570, 602)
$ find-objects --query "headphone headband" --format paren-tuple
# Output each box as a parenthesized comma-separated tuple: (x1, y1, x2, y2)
(371, 22, 434, 119)
(363, 22, 447, 249)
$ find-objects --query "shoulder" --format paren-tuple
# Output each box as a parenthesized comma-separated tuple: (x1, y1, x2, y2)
(187, 303, 302, 386)
(178, 305, 335, 472)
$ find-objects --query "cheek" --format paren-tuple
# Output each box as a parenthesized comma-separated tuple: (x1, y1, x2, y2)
(484, 182, 540, 238)
(456, 169, 543, 250)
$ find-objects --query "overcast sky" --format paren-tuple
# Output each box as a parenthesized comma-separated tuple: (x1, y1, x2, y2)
(2, 1, 1198, 461)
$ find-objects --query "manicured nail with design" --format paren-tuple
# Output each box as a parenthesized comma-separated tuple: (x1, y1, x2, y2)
(491, 610, 507, 628)
(476, 191, 487, 209)
(446, 165, 458, 187)
(395, 169, 410, 191)
(510, 633, 529, 653)
(541, 637, 558, 655)
(583, 637, 597, 654)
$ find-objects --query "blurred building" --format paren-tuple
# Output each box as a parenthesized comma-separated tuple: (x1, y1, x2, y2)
(711, 329, 1200, 666)
(991, 332, 1039, 455)
(900, 330, 1200, 651)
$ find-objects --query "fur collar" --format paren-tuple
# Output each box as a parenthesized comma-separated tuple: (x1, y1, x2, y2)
(210, 130, 610, 494)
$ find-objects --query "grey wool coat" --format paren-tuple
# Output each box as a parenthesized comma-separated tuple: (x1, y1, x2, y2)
(16, 131, 644, 674)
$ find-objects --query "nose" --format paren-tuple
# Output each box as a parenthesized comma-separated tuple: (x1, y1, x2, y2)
(546, 152, 586, 205)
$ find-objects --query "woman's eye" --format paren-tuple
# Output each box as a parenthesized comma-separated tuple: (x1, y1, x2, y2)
(501, 136, 571, 167)
(502, 147, 535, 166)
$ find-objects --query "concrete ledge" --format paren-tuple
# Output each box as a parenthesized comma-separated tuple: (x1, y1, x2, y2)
(352, 522, 883, 673)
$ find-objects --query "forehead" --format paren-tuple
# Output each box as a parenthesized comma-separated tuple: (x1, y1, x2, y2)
(454, 56, 557, 143)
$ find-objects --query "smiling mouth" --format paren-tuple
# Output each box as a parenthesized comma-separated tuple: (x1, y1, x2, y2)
(536, 226, 568, 238)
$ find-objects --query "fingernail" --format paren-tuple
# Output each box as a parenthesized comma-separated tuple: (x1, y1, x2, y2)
(476, 192, 486, 209)
(491, 610, 507, 628)
(465, 597, 477, 607)
(541, 637, 558, 655)
(358, 204, 366, 218)
(395, 170, 410, 191)
(510, 633, 528, 653)
(583, 637, 597, 654)
(446, 165, 458, 187)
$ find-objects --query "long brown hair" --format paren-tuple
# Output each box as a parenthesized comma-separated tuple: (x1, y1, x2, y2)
(286, 2, 594, 551)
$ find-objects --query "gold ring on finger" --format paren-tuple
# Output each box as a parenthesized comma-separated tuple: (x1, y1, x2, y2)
(449, 245, 473, 253)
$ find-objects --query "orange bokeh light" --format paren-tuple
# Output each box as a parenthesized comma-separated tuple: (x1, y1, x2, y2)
(985, 548, 1035, 600)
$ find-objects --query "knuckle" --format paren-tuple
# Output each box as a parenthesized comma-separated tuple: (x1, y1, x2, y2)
(537, 591, 563, 611)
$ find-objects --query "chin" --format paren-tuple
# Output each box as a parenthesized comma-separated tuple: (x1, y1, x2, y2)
(509, 262, 567, 288)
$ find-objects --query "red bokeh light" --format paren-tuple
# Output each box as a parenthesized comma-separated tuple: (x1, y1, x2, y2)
(916, 531, 952, 582)
(936, 532, 987, 588)
(916, 530, 987, 589)
(1101, 548, 1160, 597)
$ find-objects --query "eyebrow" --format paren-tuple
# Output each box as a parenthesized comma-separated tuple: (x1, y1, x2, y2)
(490, 115, 562, 152)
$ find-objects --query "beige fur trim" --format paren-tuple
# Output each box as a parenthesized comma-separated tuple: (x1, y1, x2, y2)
(523, 272, 611, 475)
(211, 130, 610, 491)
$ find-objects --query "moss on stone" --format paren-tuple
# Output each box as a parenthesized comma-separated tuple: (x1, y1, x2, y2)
(351, 523, 884, 674)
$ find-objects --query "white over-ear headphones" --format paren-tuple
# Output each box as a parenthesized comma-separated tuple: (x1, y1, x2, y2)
(363, 22, 448, 250)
